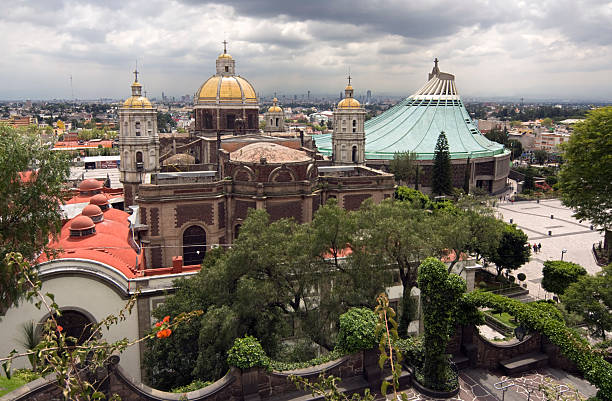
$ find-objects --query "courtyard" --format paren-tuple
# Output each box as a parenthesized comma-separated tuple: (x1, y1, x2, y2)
(495, 198, 604, 300)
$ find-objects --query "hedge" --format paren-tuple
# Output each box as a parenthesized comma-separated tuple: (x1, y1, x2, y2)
(464, 291, 612, 401)
(269, 349, 345, 371)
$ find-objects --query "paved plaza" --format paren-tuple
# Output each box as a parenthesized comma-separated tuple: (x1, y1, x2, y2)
(494, 198, 604, 300)
(394, 368, 596, 401)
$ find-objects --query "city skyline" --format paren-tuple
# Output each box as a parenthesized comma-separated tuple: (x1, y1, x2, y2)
(1, 0, 612, 101)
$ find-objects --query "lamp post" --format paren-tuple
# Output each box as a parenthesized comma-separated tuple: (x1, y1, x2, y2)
(561, 248, 567, 261)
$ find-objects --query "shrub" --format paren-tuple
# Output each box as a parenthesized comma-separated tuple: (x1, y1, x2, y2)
(171, 379, 212, 393)
(395, 336, 424, 368)
(336, 308, 378, 354)
(226, 336, 269, 370)
(269, 349, 344, 371)
(542, 260, 587, 297)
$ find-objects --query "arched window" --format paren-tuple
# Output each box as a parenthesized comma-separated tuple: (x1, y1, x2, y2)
(234, 224, 241, 240)
(54, 310, 93, 346)
(275, 118, 279, 127)
(136, 151, 143, 163)
(352, 146, 358, 163)
(183, 225, 206, 265)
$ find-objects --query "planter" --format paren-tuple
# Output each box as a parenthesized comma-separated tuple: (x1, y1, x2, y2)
(404, 365, 460, 398)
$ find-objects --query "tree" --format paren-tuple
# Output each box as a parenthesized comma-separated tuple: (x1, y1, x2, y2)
(534, 149, 548, 165)
(389, 152, 419, 187)
(541, 117, 554, 127)
(489, 223, 531, 277)
(394, 186, 431, 209)
(558, 107, 612, 260)
(417, 257, 465, 391)
(432, 131, 452, 195)
(508, 139, 523, 160)
(541, 260, 587, 298)
(0, 125, 70, 312)
(563, 264, 612, 340)
(523, 167, 536, 192)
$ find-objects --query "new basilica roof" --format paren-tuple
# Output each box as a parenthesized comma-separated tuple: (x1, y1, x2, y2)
(315, 62, 508, 160)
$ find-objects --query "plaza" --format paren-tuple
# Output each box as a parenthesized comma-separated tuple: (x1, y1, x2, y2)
(495, 198, 604, 300)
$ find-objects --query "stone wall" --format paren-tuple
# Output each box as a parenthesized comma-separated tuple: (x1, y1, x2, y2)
(5, 352, 369, 401)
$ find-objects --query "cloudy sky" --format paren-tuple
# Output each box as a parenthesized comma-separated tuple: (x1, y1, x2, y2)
(1, 0, 612, 101)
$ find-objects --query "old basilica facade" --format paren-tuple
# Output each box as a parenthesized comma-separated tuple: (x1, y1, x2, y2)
(119, 46, 395, 269)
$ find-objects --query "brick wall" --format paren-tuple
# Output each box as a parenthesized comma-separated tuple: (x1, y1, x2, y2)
(343, 193, 371, 211)
(176, 203, 214, 227)
(267, 201, 303, 222)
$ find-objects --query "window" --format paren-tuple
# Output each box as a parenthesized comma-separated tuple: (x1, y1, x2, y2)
(226, 114, 235, 129)
(352, 146, 357, 163)
(275, 118, 279, 127)
(225, 66, 229, 72)
(183, 225, 206, 265)
(136, 151, 143, 163)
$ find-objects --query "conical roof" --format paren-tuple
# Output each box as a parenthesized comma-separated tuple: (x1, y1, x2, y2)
(315, 62, 508, 161)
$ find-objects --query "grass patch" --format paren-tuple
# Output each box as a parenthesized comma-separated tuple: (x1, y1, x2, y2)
(484, 310, 519, 329)
(0, 370, 40, 396)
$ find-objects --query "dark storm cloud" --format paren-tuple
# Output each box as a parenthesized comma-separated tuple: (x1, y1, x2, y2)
(179, 0, 513, 40)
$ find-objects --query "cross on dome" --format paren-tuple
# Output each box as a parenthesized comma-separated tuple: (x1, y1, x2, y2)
(223, 39, 228, 54)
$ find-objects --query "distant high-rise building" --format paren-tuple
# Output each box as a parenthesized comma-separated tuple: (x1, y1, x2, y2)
(366, 90, 372, 104)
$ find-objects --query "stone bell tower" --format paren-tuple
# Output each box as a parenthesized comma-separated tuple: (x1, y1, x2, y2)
(118, 68, 159, 208)
(332, 75, 366, 164)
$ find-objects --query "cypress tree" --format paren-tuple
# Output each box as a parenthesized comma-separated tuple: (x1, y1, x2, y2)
(432, 131, 452, 195)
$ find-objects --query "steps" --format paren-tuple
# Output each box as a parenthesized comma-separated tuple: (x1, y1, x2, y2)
(500, 352, 548, 375)
(452, 353, 470, 370)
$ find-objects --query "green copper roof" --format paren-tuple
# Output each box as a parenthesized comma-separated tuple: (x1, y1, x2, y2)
(315, 67, 508, 161)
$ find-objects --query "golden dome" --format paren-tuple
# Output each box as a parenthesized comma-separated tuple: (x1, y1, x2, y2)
(267, 97, 282, 113)
(337, 98, 361, 109)
(123, 96, 153, 109)
(196, 75, 258, 105)
(218, 53, 233, 59)
(345, 85, 353, 91)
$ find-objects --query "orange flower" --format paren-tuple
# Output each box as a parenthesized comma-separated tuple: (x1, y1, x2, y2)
(155, 322, 162, 327)
(57, 325, 63, 332)
(163, 315, 170, 323)
(156, 328, 172, 339)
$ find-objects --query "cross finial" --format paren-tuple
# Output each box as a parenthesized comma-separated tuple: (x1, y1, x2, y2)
(347, 74, 352, 86)
(134, 60, 139, 82)
(434, 57, 439, 68)
(223, 39, 228, 54)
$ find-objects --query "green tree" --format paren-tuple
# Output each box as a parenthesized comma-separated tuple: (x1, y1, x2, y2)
(432, 131, 452, 195)
(541, 260, 587, 299)
(523, 167, 536, 192)
(489, 223, 531, 277)
(394, 186, 431, 209)
(541, 117, 554, 127)
(534, 149, 549, 165)
(0, 125, 70, 312)
(389, 152, 419, 187)
(558, 107, 612, 260)
(563, 264, 612, 340)
(508, 139, 523, 160)
(417, 257, 465, 391)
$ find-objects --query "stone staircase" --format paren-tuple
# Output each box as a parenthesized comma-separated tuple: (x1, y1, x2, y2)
(500, 352, 548, 375)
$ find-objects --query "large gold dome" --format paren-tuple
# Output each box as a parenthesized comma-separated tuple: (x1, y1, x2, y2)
(196, 75, 257, 105)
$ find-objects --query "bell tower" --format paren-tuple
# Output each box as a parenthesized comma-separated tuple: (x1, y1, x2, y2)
(332, 75, 366, 164)
(118, 68, 159, 208)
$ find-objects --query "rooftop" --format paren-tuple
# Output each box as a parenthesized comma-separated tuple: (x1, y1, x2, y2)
(230, 142, 311, 163)
(315, 61, 508, 161)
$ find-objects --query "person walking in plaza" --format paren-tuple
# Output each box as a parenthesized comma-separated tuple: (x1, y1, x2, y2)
(538, 243, 541, 253)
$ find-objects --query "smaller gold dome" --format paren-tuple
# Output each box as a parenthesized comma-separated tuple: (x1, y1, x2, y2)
(218, 53, 233, 59)
(337, 98, 361, 109)
(345, 85, 353, 91)
(267, 97, 282, 113)
(123, 96, 153, 109)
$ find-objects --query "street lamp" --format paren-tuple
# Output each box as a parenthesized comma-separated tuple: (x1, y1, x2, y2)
(561, 248, 567, 260)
